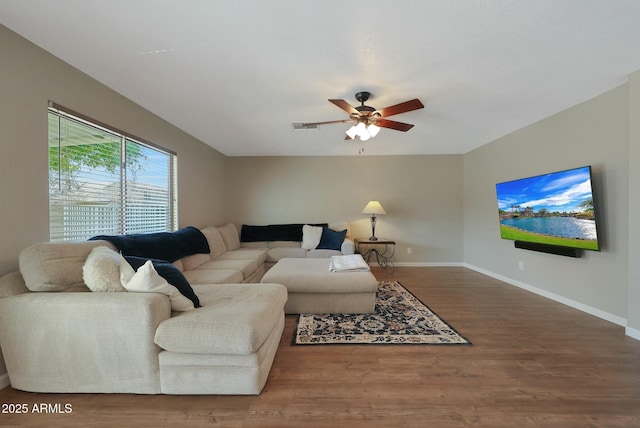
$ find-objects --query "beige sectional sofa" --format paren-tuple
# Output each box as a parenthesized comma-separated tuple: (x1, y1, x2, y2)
(238, 222, 354, 269)
(174, 222, 353, 282)
(178, 224, 269, 284)
(0, 222, 352, 395)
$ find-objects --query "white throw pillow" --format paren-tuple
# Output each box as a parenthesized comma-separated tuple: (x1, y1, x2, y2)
(302, 224, 323, 250)
(119, 253, 135, 285)
(83, 246, 127, 292)
(120, 256, 195, 312)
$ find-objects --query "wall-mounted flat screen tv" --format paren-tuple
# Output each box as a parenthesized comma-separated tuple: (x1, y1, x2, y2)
(496, 166, 600, 251)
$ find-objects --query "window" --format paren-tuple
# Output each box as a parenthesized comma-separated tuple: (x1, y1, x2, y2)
(48, 104, 177, 242)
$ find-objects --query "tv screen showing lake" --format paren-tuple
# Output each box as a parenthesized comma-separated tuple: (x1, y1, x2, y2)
(496, 166, 601, 250)
(500, 217, 597, 240)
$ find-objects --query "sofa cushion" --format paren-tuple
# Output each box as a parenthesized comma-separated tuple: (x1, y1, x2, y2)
(317, 227, 348, 250)
(120, 257, 195, 312)
(181, 253, 211, 271)
(124, 256, 200, 308)
(266, 247, 307, 263)
(196, 259, 258, 280)
(200, 227, 227, 259)
(301, 224, 323, 250)
(216, 249, 268, 265)
(218, 224, 240, 251)
(154, 283, 287, 354)
(90, 226, 210, 263)
(182, 269, 243, 285)
(19, 240, 115, 292)
(83, 246, 126, 292)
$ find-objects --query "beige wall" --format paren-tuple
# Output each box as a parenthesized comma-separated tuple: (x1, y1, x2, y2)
(226, 155, 464, 263)
(463, 84, 630, 320)
(0, 24, 228, 274)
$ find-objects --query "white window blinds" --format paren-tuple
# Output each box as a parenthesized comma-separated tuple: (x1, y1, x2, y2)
(48, 105, 177, 242)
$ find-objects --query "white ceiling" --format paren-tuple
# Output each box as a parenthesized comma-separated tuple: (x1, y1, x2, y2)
(2, 1, 640, 156)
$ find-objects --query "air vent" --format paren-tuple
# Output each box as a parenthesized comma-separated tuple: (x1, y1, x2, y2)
(292, 123, 319, 131)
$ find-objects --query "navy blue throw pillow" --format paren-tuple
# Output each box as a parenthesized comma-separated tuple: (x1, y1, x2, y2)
(125, 256, 200, 308)
(316, 227, 347, 251)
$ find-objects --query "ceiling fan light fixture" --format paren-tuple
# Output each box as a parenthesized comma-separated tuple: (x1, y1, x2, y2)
(367, 124, 380, 138)
(308, 92, 424, 142)
(355, 122, 371, 141)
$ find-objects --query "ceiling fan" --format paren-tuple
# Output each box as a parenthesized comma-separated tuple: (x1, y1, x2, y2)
(299, 91, 424, 141)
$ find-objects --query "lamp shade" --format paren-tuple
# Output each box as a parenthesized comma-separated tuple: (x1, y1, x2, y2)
(362, 200, 386, 215)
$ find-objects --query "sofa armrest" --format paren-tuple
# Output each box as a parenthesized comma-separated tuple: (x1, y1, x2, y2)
(341, 238, 355, 255)
(0, 270, 29, 298)
(0, 292, 171, 394)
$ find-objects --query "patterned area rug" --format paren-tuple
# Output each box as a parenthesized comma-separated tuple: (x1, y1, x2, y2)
(293, 281, 471, 345)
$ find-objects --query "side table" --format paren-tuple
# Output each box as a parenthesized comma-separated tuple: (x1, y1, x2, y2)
(354, 238, 396, 273)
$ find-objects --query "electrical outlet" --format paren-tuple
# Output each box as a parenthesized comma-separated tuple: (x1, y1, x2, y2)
(407, 247, 412, 254)
(518, 261, 524, 270)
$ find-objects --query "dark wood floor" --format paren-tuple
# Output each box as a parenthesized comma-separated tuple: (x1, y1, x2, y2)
(1, 267, 640, 427)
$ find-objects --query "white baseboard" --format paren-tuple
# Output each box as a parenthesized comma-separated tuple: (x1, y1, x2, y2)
(626, 327, 640, 341)
(463, 263, 629, 329)
(368, 262, 637, 340)
(0, 373, 10, 390)
(393, 262, 464, 267)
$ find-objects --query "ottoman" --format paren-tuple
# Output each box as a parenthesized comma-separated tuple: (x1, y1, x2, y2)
(261, 258, 378, 314)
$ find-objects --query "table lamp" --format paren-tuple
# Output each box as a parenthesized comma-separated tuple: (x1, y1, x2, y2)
(362, 200, 386, 241)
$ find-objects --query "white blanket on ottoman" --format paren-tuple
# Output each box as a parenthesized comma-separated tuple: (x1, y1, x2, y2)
(329, 254, 370, 272)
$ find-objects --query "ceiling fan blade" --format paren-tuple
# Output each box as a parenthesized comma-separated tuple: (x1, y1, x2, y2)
(344, 135, 353, 140)
(303, 119, 352, 126)
(329, 99, 359, 115)
(374, 99, 424, 118)
(375, 118, 415, 132)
